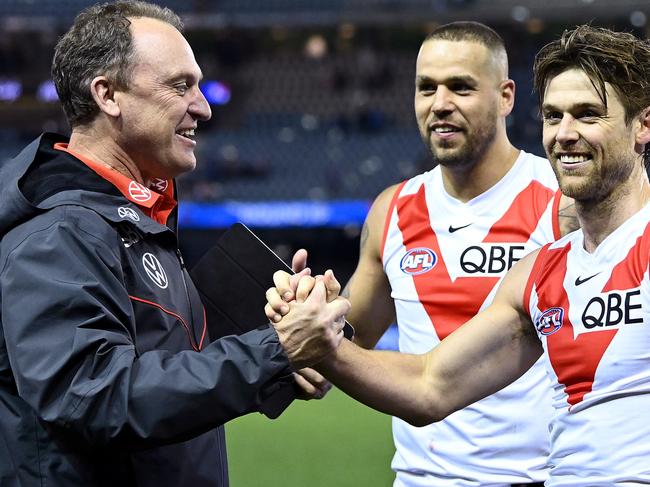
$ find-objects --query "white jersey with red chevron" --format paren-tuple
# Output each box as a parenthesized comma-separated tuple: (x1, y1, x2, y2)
(526, 203, 650, 486)
(383, 151, 559, 486)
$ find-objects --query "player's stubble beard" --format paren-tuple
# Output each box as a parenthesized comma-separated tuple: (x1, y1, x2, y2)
(424, 106, 498, 171)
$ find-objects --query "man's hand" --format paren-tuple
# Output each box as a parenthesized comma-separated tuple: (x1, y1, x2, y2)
(267, 250, 341, 395)
(271, 277, 349, 370)
(293, 368, 332, 400)
(266, 268, 341, 323)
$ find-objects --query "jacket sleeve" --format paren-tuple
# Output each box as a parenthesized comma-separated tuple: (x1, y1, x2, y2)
(0, 208, 293, 449)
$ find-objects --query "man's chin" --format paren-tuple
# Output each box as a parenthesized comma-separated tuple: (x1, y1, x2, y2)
(433, 151, 473, 169)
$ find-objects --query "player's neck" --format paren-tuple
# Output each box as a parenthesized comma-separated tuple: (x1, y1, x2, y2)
(440, 139, 519, 203)
(578, 166, 650, 253)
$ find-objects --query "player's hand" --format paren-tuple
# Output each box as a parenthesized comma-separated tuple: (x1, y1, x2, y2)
(266, 269, 342, 322)
(272, 278, 349, 370)
(293, 367, 332, 400)
(269, 249, 310, 306)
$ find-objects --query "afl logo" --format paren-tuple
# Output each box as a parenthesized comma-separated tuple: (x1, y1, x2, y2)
(536, 307, 564, 336)
(128, 181, 152, 202)
(400, 247, 437, 275)
(142, 253, 168, 289)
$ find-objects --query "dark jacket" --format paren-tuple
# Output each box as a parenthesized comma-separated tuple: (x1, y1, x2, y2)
(0, 133, 293, 486)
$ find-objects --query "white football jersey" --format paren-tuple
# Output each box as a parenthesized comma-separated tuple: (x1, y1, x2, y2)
(526, 203, 650, 486)
(383, 151, 559, 486)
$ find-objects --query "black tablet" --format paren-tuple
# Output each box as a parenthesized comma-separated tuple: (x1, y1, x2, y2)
(191, 222, 354, 341)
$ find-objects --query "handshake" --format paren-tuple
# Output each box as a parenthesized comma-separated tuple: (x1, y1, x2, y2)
(264, 249, 350, 399)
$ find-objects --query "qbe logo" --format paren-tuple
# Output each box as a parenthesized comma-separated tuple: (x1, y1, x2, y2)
(536, 307, 564, 336)
(400, 247, 437, 275)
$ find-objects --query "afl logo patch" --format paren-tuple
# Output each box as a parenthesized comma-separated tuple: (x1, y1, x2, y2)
(128, 181, 152, 202)
(400, 247, 437, 275)
(536, 307, 564, 336)
(142, 253, 168, 289)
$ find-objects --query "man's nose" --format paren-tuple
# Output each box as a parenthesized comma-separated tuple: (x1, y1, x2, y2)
(431, 86, 454, 114)
(191, 86, 212, 122)
(555, 114, 580, 145)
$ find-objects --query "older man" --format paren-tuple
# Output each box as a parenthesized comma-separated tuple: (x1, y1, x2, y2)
(0, 2, 348, 486)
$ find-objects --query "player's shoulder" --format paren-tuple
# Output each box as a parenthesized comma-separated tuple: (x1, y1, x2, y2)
(367, 182, 403, 226)
(549, 228, 579, 249)
(516, 150, 558, 187)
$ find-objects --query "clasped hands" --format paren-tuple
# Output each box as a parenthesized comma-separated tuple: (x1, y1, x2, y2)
(265, 249, 348, 400)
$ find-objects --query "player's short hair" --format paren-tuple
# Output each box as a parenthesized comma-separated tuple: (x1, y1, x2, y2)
(424, 21, 508, 78)
(52, 0, 183, 128)
(534, 25, 650, 125)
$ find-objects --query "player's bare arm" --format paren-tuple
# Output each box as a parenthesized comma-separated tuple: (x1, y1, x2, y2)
(316, 248, 545, 427)
(343, 183, 399, 348)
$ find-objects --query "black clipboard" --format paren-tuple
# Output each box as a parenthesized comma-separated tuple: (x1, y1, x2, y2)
(191, 222, 353, 341)
(190, 223, 353, 418)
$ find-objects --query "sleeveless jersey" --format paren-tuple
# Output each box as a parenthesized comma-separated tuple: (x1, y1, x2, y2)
(382, 151, 559, 486)
(525, 203, 650, 487)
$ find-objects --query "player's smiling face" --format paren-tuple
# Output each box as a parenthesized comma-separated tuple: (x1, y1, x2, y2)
(414, 39, 508, 169)
(542, 68, 641, 204)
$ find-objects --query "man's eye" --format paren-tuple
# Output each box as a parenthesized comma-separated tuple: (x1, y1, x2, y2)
(579, 110, 599, 119)
(418, 83, 435, 93)
(543, 112, 561, 123)
(451, 84, 471, 93)
(175, 83, 189, 94)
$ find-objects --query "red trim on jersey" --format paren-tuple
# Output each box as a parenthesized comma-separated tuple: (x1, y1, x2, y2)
(395, 180, 554, 340)
(603, 223, 650, 292)
(380, 181, 407, 261)
(129, 295, 203, 352)
(551, 189, 562, 240)
(537, 242, 617, 408)
(483, 180, 554, 243)
(523, 244, 551, 317)
(53, 143, 176, 225)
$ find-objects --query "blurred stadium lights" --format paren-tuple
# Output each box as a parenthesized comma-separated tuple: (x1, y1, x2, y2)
(36, 80, 58, 103)
(0, 80, 22, 102)
(200, 81, 231, 106)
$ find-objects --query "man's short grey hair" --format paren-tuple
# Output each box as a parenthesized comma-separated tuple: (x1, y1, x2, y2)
(52, 1, 183, 128)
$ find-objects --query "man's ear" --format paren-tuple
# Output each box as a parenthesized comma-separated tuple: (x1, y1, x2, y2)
(89, 76, 120, 118)
(635, 106, 650, 147)
(499, 79, 515, 118)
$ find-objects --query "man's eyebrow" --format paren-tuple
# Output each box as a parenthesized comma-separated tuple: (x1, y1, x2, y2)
(415, 74, 477, 85)
(167, 71, 204, 84)
(541, 101, 606, 112)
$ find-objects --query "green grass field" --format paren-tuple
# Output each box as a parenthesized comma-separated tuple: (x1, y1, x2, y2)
(227, 387, 396, 486)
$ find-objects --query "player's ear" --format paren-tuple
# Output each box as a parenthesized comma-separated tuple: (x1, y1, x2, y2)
(634, 105, 650, 147)
(499, 79, 515, 118)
